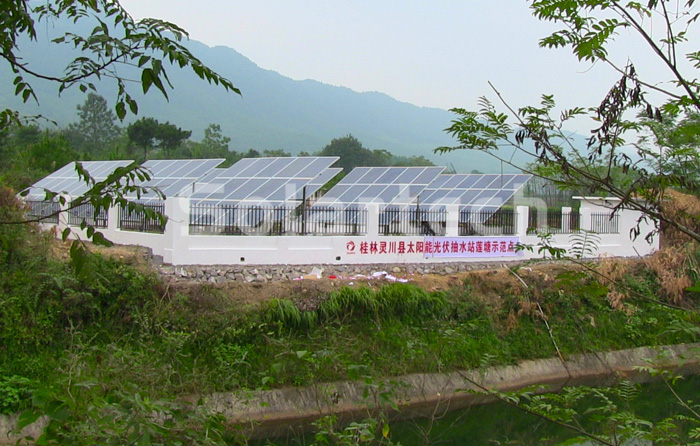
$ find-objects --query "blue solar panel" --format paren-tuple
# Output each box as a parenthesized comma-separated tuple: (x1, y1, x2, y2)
(189, 157, 340, 205)
(26, 160, 134, 199)
(316, 166, 444, 206)
(419, 174, 531, 212)
(131, 159, 225, 199)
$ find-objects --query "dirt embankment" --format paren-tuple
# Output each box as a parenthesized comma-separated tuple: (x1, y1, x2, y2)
(56, 239, 553, 306)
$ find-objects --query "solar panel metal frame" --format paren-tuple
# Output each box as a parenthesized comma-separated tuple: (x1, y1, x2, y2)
(26, 160, 134, 199)
(189, 156, 340, 206)
(129, 159, 225, 201)
(315, 166, 445, 207)
(418, 173, 531, 212)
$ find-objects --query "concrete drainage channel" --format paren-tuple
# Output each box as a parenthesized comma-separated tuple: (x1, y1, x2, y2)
(4, 343, 699, 442)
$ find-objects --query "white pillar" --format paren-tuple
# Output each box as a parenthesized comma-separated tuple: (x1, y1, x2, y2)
(164, 197, 190, 264)
(580, 207, 593, 232)
(516, 206, 529, 237)
(366, 203, 380, 237)
(446, 205, 460, 237)
(561, 206, 572, 233)
(57, 195, 70, 238)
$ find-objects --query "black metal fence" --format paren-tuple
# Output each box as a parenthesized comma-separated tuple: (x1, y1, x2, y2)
(25, 200, 60, 224)
(527, 209, 581, 234)
(67, 203, 108, 228)
(591, 212, 619, 234)
(378, 207, 447, 236)
(189, 203, 367, 236)
(459, 209, 517, 236)
(118, 201, 166, 234)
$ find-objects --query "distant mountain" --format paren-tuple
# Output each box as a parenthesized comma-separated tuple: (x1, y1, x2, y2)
(0, 32, 528, 172)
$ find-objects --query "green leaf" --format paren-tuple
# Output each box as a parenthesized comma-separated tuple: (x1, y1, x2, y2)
(141, 68, 153, 94)
(92, 231, 114, 247)
(16, 408, 42, 431)
(115, 101, 126, 120)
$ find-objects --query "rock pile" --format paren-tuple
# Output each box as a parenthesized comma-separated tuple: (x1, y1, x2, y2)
(158, 261, 517, 284)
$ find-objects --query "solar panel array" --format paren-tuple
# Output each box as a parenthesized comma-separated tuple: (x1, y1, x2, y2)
(26, 160, 134, 199)
(27, 159, 532, 220)
(132, 159, 225, 200)
(189, 157, 340, 205)
(315, 166, 445, 207)
(291, 168, 342, 200)
(418, 174, 530, 211)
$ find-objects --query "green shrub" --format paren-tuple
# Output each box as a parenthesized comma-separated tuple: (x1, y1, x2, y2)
(0, 375, 34, 414)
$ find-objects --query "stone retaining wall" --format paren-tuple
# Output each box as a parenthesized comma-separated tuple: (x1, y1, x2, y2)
(158, 260, 525, 284)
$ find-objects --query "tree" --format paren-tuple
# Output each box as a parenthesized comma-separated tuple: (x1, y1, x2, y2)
(437, 0, 700, 243)
(0, 127, 80, 191)
(262, 149, 291, 157)
(1, 0, 239, 131)
(1, 1, 241, 256)
(155, 121, 191, 157)
(318, 135, 386, 172)
(65, 93, 121, 155)
(243, 149, 261, 158)
(434, 1, 700, 443)
(126, 118, 191, 159)
(201, 123, 231, 154)
(637, 111, 700, 183)
(391, 154, 435, 167)
(178, 124, 243, 166)
(126, 117, 159, 160)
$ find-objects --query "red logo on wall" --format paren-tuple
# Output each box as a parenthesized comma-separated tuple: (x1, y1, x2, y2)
(346, 241, 356, 254)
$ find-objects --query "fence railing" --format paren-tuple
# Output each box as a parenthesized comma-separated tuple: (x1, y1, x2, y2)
(591, 212, 619, 234)
(459, 209, 517, 236)
(25, 200, 60, 225)
(527, 209, 581, 234)
(379, 207, 446, 236)
(67, 203, 108, 228)
(118, 201, 166, 234)
(189, 203, 367, 236)
(25, 197, 625, 238)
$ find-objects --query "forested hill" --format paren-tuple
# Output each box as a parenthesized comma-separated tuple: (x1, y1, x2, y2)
(0, 31, 524, 171)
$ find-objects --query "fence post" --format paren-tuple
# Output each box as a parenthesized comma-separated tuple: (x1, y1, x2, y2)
(164, 197, 190, 264)
(580, 206, 593, 232)
(516, 206, 529, 237)
(446, 205, 459, 237)
(561, 206, 572, 233)
(367, 203, 380, 237)
(57, 196, 70, 237)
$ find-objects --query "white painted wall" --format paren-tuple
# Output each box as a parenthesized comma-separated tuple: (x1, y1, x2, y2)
(50, 196, 659, 266)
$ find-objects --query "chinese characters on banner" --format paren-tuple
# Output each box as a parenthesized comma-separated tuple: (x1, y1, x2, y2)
(423, 236, 520, 258)
(344, 237, 520, 258)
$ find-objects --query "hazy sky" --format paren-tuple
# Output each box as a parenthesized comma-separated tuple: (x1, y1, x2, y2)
(118, 1, 688, 123)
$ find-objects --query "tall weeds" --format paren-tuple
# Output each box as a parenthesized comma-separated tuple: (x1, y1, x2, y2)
(262, 284, 449, 333)
(644, 245, 699, 305)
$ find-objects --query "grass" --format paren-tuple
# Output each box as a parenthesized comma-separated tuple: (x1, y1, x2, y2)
(1, 192, 699, 438)
(3, 260, 699, 405)
(5, 260, 699, 401)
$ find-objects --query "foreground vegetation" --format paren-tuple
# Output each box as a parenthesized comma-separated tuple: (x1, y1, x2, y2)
(1, 188, 699, 444)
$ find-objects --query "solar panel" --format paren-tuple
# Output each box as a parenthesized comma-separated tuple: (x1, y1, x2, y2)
(130, 159, 225, 200)
(189, 157, 340, 205)
(419, 174, 531, 212)
(315, 166, 445, 206)
(291, 168, 342, 200)
(26, 160, 134, 199)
